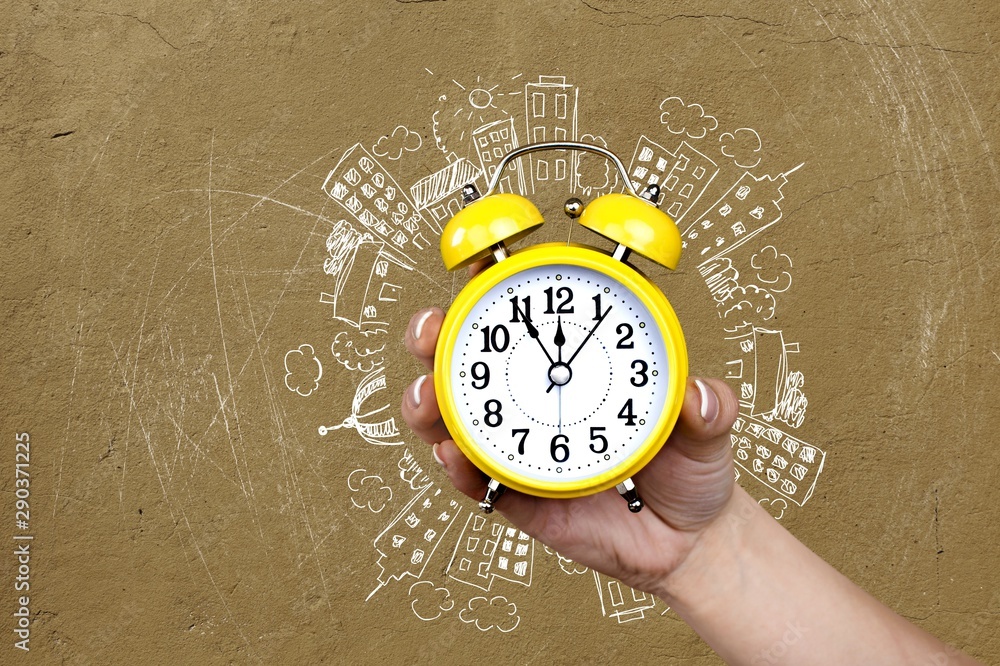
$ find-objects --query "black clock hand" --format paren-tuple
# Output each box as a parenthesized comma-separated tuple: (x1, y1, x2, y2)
(546, 306, 612, 393)
(515, 302, 556, 366)
(554, 315, 566, 363)
(565, 306, 611, 366)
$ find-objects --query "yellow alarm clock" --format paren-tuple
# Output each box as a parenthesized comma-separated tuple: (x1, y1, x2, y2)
(434, 142, 687, 514)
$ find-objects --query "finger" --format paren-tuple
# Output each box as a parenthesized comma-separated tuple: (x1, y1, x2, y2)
(401, 373, 452, 445)
(670, 377, 740, 462)
(432, 440, 489, 500)
(467, 256, 493, 279)
(404, 307, 444, 371)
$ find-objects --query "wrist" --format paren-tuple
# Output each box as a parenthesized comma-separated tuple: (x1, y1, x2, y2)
(653, 484, 766, 613)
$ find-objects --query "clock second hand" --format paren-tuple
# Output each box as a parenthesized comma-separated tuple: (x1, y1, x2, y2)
(546, 306, 612, 393)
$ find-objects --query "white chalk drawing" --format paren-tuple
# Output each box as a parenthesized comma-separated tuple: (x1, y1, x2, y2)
(411, 157, 483, 229)
(408, 581, 456, 622)
(283, 344, 323, 397)
(373, 125, 422, 161)
(542, 546, 589, 575)
(472, 117, 527, 196)
(348, 469, 393, 513)
(626, 135, 718, 222)
(318, 367, 403, 446)
(398, 448, 433, 491)
(758, 498, 788, 521)
(680, 163, 804, 264)
(523, 75, 579, 193)
(304, 70, 821, 632)
(330, 330, 385, 373)
(719, 127, 763, 169)
(367, 482, 464, 600)
(322, 143, 435, 260)
(659, 97, 718, 139)
(445, 515, 533, 592)
(458, 596, 520, 633)
(592, 571, 658, 624)
(575, 134, 619, 198)
(751, 245, 793, 293)
(432, 75, 519, 158)
(321, 220, 413, 334)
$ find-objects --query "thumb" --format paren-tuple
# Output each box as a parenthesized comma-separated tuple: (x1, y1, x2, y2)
(670, 377, 740, 463)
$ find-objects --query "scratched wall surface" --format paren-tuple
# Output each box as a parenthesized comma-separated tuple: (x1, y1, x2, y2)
(2, 0, 999, 663)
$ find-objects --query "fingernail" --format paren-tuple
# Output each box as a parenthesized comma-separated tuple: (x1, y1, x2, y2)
(695, 379, 719, 423)
(413, 309, 434, 340)
(432, 443, 446, 467)
(409, 375, 427, 408)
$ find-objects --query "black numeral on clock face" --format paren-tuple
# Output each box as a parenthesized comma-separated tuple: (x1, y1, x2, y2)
(630, 359, 649, 387)
(509, 296, 531, 323)
(589, 426, 608, 453)
(550, 434, 569, 463)
(512, 428, 529, 455)
(543, 287, 574, 314)
(481, 325, 510, 352)
(484, 400, 503, 427)
(470, 362, 490, 389)
(616, 323, 634, 349)
(618, 399, 637, 426)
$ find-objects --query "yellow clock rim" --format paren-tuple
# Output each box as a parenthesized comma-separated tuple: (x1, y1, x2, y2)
(434, 243, 689, 499)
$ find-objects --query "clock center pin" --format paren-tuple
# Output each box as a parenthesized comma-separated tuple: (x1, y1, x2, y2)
(548, 363, 572, 386)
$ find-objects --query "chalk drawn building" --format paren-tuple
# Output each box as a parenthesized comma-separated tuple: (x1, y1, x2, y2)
(446, 514, 533, 592)
(410, 158, 482, 230)
(524, 75, 578, 192)
(625, 135, 718, 222)
(368, 482, 463, 600)
(322, 143, 434, 262)
(320, 220, 411, 333)
(472, 118, 527, 195)
(681, 164, 803, 265)
(724, 324, 823, 505)
(592, 571, 658, 624)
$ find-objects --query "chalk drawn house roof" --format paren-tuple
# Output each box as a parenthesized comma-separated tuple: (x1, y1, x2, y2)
(410, 158, 482, 210)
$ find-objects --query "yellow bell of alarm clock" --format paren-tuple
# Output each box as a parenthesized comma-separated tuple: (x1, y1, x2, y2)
(434, 142, 688, 514)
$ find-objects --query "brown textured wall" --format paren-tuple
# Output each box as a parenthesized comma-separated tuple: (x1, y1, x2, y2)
(2, 1, 999, 663)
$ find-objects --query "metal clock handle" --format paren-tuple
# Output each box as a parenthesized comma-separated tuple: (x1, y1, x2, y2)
(481, 141, 652, 201)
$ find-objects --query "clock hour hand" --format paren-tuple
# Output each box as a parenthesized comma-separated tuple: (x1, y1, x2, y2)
(514, 302, 555, 366)
(546, 306, 612, 393)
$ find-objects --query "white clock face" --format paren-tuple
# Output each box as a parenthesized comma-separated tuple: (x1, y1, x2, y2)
(450, 263, 670, 485)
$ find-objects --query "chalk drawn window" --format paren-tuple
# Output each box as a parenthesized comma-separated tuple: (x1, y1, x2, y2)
(555, 159, 566, 181)
(736, 185, 751, 200)
(536, 160, 549, 181)
(638, 146, 654, 162)
(533, 126, 545, 143)
(555, 93, 567, 119)
(656, 157, 669, 171)
(532, 92, 545, 117)
(693, 165, 707, 179)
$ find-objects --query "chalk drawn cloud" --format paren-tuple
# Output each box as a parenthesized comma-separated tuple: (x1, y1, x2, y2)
(759, 497, 788, 520)
(751, 245, 793, 293)
(659, 97, 718, 139)
(331, 330, 385, 373)
(459, 596, 520, 633)
(408, 581, 455, 621)
(372, 125, 422, 161)
(347, 469, 392, 513)
(283, 344, 322, 397)
(723, 285, 776, 324)
(720, 127, 763, 169)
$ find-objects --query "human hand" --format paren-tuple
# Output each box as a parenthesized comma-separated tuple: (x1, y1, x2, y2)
(401, 265, 740, 598)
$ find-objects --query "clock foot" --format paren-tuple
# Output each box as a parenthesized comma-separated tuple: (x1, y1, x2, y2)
(479, 478, 506, 514)
(616, 478, 644, 513)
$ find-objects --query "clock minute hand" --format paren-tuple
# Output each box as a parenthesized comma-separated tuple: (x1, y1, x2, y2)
(565, 306, 612, 367)
(546, 306, 612, 393)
